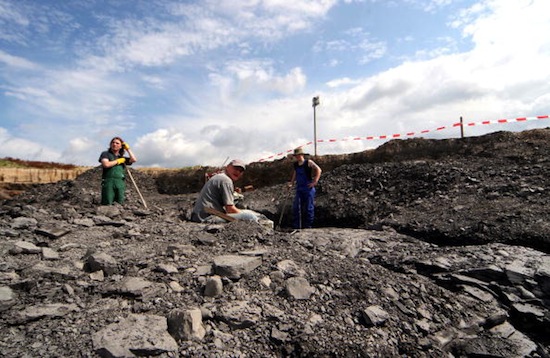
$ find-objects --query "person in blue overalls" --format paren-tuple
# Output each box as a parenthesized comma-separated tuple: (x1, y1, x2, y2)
(288, 147, 322, 229)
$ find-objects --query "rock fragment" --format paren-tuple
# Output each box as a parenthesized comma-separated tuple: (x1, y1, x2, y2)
(9, 240, 41, 254)
(10, 217, 38, 230)
(155, 263, 178, 274)
(167, 308, 206, 341)
(213, 255, 262, 279)
(276, 259, 306, 277)
(27, 262, 77, 279)
(14, 303, 79, 323)
(169, 281, 185, 293)
(41, 247, 60, 260)
(35, 225, 71, 239)
(217, 300, 262, 329)
(92, 314, 178, 357)
(0, 286, 16, 311)
(85, 252, 119, 276)
(361, 305, 389, 327)
(204, 275, 223, 297)
(103, 276, 163, 298)
(285, 276, 315, 300)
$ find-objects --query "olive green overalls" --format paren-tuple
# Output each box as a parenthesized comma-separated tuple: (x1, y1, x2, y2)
(101, 152, 126, 205)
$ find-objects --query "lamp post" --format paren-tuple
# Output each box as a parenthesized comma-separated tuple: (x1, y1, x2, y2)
(312, 96, 320, 157)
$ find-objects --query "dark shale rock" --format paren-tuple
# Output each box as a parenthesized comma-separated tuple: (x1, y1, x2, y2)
(0, 128, 549, 357)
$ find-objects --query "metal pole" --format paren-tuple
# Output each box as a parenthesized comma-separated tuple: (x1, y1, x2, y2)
(313, 105, 317, 157)
(312, 96, 320, 157)
(460, 116, 464, 139)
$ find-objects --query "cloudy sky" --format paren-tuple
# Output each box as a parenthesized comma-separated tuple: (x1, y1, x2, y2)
(1, 0, 549, 168)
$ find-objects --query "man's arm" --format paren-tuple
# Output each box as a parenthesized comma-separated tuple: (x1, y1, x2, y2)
(100, 155, 125, 169)
(122, 142, 137, 164)
(220, 179, 240, 214)
(309, 160, 322, 187)
(224, 204, 241, 214)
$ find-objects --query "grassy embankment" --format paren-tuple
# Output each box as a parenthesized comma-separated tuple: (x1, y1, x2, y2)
(0, 157, 79, 169)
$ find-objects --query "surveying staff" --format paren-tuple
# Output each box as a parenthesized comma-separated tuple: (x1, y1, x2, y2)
(288, 147, 322, 229)
(98, 137, 137, 205)
(191, 159, 263, 223)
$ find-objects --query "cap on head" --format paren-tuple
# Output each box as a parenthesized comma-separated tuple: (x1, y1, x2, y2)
(228, 159, 246, 170)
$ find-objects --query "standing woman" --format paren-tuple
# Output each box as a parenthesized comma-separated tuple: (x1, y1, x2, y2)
(98, 137, 137, 205)
(288, 147, 322, 229)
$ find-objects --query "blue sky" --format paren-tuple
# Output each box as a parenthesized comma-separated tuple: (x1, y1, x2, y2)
(1, 0, 549, 167)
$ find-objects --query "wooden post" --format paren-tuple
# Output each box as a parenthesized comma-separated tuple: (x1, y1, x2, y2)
(126, 168, 148, 209)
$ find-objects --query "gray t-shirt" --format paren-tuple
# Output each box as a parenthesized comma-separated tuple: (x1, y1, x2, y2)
(192, 173, 234, 221)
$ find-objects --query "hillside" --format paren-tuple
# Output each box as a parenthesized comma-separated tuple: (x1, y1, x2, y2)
(0, 158, 90, 199)
(0, 157, 81, 170)
(0, 128, 549, 357)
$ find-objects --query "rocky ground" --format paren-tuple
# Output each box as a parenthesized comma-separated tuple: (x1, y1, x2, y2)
(1, 129, 549, 357)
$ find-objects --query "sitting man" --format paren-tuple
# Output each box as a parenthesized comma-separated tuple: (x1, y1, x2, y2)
(191, 159, 269, 225)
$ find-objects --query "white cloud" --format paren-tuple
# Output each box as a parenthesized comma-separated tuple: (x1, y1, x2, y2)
(59, 137, 99, 166)
(315, 27, 387, 65)
(418, 0, 454, 13)
(133, 129, 217, 167)
(0, 127, 61, 162)
(283, 0, 550, 157)
(210, 61, 307, 102)
(0, 0, 30, 43)
(326, 77, 361, 88)
(0, 49, 38, 69)
(1, 0, 550, 168)
(78, 0, 338, 73)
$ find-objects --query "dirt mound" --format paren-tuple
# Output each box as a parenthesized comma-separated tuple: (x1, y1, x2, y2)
(311, 130, 550, 253)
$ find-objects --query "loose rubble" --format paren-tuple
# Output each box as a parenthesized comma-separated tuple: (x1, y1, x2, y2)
(0, 129, 549, 357)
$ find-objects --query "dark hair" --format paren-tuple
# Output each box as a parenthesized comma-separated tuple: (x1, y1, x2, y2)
(108, 136, 125, 156)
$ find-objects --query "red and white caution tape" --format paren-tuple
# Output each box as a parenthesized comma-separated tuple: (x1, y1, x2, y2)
(256, 115, 549, 162)
(460, 115, 549, 127)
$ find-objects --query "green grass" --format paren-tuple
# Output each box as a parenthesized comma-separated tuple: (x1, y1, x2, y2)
(0, 158, 28, 168)
(0, 157, 78, 169)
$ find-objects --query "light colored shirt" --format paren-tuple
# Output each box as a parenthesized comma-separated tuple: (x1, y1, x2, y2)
(192, 173, 234, 221)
